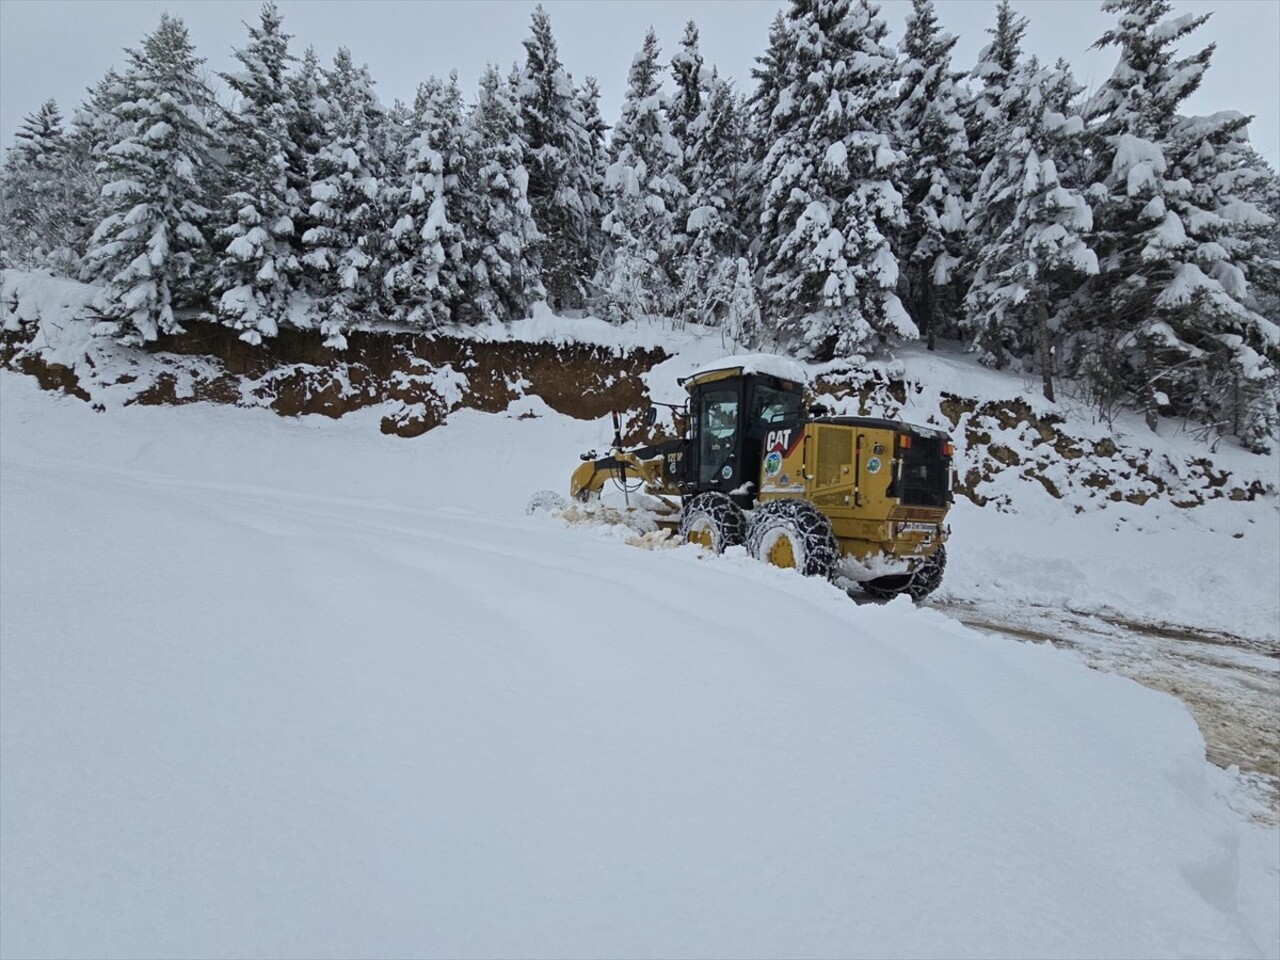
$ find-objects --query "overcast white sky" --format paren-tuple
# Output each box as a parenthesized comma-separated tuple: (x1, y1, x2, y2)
(1, 0, 1276, 168)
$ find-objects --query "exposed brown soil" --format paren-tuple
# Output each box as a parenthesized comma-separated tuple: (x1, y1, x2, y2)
(87, 320, 669, 439)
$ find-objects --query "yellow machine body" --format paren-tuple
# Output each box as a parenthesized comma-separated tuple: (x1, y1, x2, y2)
(756, 420, 949, 571)
(565, 356, 954, 589)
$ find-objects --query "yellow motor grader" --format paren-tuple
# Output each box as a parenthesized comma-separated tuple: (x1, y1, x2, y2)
(563, 354, 955, 600)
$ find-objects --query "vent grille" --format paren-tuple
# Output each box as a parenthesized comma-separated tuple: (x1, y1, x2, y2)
(900, 438, 949, 507)
(817, 427, 852, 487)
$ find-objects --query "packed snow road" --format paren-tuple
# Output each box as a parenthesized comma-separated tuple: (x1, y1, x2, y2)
(2, 376, 1277, 959)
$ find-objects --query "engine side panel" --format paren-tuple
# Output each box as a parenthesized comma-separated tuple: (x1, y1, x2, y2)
(757, 422, 949, 567)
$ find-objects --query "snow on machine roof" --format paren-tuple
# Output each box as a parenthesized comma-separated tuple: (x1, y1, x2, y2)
(679, 353, 808, 388)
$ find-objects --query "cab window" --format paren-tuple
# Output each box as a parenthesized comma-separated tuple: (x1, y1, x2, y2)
(748, 383, 803, 439)
(699, 389, 739, 484)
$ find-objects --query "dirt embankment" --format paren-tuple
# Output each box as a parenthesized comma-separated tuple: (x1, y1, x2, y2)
(2, 319, 667, 442)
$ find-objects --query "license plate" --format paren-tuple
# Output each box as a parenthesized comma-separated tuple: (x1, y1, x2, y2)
(899, 522, 935, 533)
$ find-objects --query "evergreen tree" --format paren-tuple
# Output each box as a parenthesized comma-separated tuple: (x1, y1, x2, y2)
(575, 74, 609, 281)
(1239, 148, 1280, 326)
(518, 5, 600, 309)
(1083, 0, 1277, 447)
(964, 58, 1098, 400)
(286, 46, 331, 303)
(724, 256, 763, 348)
(755, 0, 911, 358)
(669, 21, 706, 172)
(383, 75, 467, 328)
(65, 71, 132, 279)
(745, 9, 799, 271)
(1160, 109, 1278, 447)
(456, 65, 543, 323)
(214, 1, 302, 344)
(85, 14, 221, 342)
(951, 2, 1032, 336)
(894, 0, 971, 350)
(748, 11, 797, 163)
(679, 70, 748, 326)
(301, 47, 387, 347)
(966, 0, 1027, 177)
(0, 100, 80, 273)
(598, 29, 686, 323)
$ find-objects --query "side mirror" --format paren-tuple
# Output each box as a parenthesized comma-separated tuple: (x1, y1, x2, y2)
(645, 406, 658, 426)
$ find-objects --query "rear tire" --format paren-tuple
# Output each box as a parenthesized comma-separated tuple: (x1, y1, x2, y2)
(679, 492, 746, 554)
(746, 499, 839, 578)
(862, 545, 947, 601)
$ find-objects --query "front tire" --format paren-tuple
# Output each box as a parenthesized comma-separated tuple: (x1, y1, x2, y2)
(862, 545, 947, 601)
(679, 492, 746, 554)
(746, 499, 839, 578)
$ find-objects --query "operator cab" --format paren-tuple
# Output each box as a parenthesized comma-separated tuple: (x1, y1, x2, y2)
(679, 356, 807, 506)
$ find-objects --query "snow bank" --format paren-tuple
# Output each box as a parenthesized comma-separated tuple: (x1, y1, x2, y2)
(1, 374, 1276, 959)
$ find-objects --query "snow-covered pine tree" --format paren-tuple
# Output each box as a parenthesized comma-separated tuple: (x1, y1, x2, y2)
(1238, 148, 1280, 327)
(575, 74, 609, 287)
(966, 0, 1027, 179)
(598, 28, 687, 324)
(963, 57, 1097, 400)
(381, 98, 414, 172)
(668, 18, 705, 262)
(383, 75, 467, 329)
(668, 22, 750, 328)
(755, 0, 911, 359)
(66, 72, 132, 283)
(285, 46, 331, 304)
(1160, 110, 1278, 447)
(669, 21, 705, 156)
(958, 0, 1028, 333)
(518, 5, 600, 310)
(85, 14, 221, 342)
(894, 0, 971, 350)
(748, 10, 797, 176)
(455, 65, 543, 324)
(678, 69, 749, 327)
(0, 100, 80, 273)
(301, 47, 387, 347)
(214, 1, 303, 344)
(745, 9, 798, 278)
(723, 256, 763, 348)
(1084, 0, 1278, 448)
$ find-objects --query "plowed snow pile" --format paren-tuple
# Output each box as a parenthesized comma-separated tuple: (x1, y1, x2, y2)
(2, 374, 1276, 959)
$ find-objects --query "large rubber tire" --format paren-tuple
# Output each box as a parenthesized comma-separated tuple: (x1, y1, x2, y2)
(746, 499, 840, 578)
(679, 492, 746, 554)
(862, 545, 947, 601)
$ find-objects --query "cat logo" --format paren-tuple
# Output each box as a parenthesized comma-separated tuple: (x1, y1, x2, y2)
(765, 428, 794, 452)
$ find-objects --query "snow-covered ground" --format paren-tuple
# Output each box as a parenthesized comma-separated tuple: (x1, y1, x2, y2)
(2, 372, 1277, 959)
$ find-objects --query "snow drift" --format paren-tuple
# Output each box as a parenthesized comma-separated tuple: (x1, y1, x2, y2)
(1, 374, 1275, 959)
